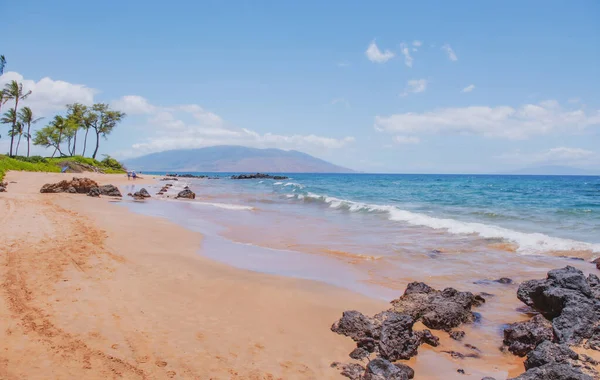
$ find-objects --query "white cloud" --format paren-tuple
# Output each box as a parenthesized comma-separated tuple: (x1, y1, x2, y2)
(365, 41, 395, 63)
(412, 40, 422, 47)
(0, 71, 96, 116)
(394, 135, 420, 144)
(400, 43, 413, 68)
(497, 147, 598, 166)
(461, 84, 475, 93)
(114, 96, 355, 158)
(442, 44, 458, 61)
(400, 79, 428, 96)
(112, 95, 155, 114)
(374, 101, 600, 139)
(568, 97, 581, 104)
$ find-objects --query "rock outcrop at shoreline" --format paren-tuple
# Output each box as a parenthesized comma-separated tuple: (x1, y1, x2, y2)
(503, 266, 600, 380)
(129, 188, 151, 199)
(231, 173, 289, 180)
(165, 173, 207, 179)
(39, 177, 122, 198)
(41, 177, 99, 194)
(176, 188, 196, 199)
(332, 266, 600, 380)
(0, 181, 6, 192)
(331, 282, 485, 379)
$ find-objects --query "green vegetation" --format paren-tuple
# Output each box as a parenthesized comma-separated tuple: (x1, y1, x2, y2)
(0, 155, 60, 181)
(0, 155, 127, 181)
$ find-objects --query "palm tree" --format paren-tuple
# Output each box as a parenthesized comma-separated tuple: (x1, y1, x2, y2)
(18, 107, 43, 157)
(1, 108, 17, 147)
(90, 103, 125, 159)
(50, 115, 68, 157)
(14, 122, 24, 156)
(3, 80, 31, 156)
(0, 55, 6, 75)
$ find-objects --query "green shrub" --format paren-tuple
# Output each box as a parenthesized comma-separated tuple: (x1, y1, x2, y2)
(0, 155, 60, 181)
(100, 155, 125, 170)
(13, 155, 49, 164)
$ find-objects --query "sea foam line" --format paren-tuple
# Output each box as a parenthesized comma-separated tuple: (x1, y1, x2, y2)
(289, 192, 600, 255)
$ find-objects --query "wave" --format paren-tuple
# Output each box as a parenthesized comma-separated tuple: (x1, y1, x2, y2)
(288, 192, 600, 255)
(273, 182, 283, 185)
(283, 182, 305, 189)
(189, 201, 254, 211)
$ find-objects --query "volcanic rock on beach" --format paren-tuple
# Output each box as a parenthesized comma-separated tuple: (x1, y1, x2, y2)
(516, 266, 600, 345)
(130, 188, 151, 199)
(231, 173, 289, 180)
(176, 189, 196, 199)
(390, 282, 485, 331)
(0, 182, 6, 192)
(331, 282, 485, 379)
(503, 314, 554, 356)
(40, 177, 99, 194)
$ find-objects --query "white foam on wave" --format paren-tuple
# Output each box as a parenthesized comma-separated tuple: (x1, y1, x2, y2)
(283, 182, 305, 189)
(190, 201, 254, 211)
(291, 192, 600, 254)
(273, 182, 283, 185)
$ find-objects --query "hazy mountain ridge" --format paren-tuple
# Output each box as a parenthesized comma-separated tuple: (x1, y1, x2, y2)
(123, 146, 354, 173)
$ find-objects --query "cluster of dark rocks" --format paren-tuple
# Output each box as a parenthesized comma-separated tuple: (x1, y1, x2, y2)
(128, 188, 151, 200)
(231, 173, 289, 180)
(331, 266, 600, 380)
(176, 186, 196, 199)
(157, 183, 173, 195)
(39, 177, 122, 198)
(0, 181, 7, 192)
(501, 266, 600, 379)
(331, 282, 487, 379)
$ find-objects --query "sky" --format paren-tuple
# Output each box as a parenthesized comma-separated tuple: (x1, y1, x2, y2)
(1, 0, 599, 173)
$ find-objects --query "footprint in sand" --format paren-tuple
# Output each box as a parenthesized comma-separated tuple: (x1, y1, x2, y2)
(155, 360, 168, 367)
(166, 371, 176, 378)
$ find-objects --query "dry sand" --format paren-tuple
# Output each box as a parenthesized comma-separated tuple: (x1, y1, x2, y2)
(0, 171, 387, 379)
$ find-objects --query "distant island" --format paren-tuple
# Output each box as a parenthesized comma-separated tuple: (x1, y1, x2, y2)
(123, 146, 354, 173)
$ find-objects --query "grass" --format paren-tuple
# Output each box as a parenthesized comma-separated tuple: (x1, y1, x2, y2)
(0, 155, 61, 181)
(0, 155, 126, 181)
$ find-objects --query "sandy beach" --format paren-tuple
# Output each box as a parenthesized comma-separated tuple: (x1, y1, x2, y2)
(0, 171, 387, 379)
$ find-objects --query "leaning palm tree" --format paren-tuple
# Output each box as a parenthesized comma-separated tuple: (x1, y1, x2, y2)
(49, 115, 68, 157)
(14, 122, 25, 156)
(1, 108, 17, 145)
(18, 107, 43, 157)
(3, 80, 31, 156)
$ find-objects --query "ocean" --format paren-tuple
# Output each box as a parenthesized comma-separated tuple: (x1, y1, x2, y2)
(120, 173, 600, 377)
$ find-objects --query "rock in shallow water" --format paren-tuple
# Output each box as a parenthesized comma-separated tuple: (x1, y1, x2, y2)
(176, 189, 196, 199)
(509, 363, 593, 380)
(390, 282, 485, 331)
(331, 310, 375, 342)
(364, 358, 413, 380)
(524, 341, 579, 370)
(503, 314, 554, 357)
(517, 266, 600, 345)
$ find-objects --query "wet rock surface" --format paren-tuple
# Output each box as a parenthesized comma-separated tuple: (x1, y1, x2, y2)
(503, 314, 554, 356)
(98, 184, 122, 197)
(87, 187, 101, 197)
(0, 181, 7, 192)
(390, 282, 485, 331)
(230, 173, 289, 180)
(40, 177, 99, 194)
(175, 188, 196, 199)
(517, 266, 600, 345)
(524, 341, 579, 370)
(364, 358, 413, 380)
(509, 363, 594, 380)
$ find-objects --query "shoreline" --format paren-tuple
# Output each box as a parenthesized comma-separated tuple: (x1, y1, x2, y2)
(1, 171, 597, 379)
(0, 171, 388, 379)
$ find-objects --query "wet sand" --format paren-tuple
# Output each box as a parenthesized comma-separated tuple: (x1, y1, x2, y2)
(0, 172, 386, 379)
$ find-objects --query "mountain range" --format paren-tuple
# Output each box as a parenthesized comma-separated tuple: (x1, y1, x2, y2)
(123, 146, 354, 173)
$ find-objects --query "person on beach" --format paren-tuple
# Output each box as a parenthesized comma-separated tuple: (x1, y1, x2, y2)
(132, 171, 137, 180)
(127, 171, 132, 180)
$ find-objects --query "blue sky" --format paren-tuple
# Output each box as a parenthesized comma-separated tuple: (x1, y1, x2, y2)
(1, 0, 599, 173)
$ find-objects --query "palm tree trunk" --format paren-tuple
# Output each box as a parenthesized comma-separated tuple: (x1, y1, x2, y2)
(27, 122, 31, 157)
(92, 130, 100, 159)
(16, 134, 22, 156)
(72, 130, 78, 156)
(82, 128, 89, 156)
(9, 97, 19, 157)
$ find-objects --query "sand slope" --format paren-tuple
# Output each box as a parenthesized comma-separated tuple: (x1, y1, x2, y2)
(0, 172, 386, 379)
